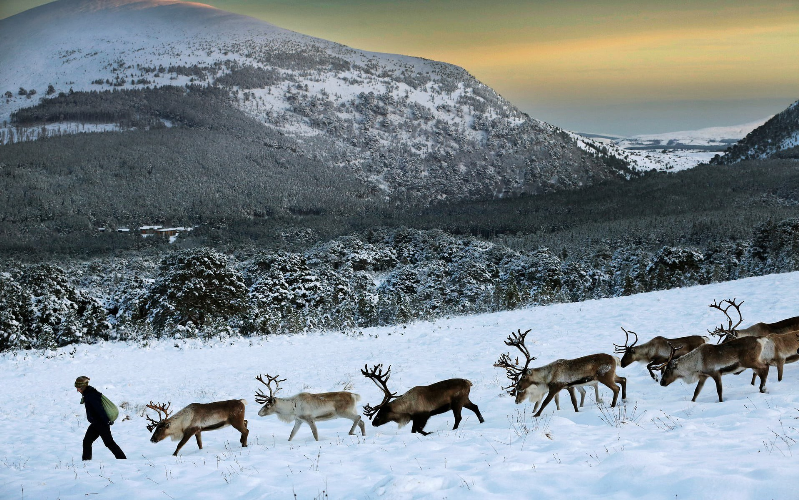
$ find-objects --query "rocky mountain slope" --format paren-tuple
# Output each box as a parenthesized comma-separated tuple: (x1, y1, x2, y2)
(0, 0, 634, 206)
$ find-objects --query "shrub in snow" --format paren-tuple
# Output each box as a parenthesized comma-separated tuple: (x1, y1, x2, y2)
(15, 264, 109, 349)
(646, 246, 706, 290)
(0, 274, 33, 351)
(144, 248, 248, 334)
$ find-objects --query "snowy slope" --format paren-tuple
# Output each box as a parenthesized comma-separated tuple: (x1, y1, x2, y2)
(2, 271, 799, 499)
(712, 100, 799, 164)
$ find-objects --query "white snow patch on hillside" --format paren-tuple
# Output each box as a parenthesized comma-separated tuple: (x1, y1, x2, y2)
(2, 271, 799, 499)
(616, 118, 770, 150)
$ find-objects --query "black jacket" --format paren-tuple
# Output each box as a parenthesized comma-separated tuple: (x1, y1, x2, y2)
(82, 386, 110, 426)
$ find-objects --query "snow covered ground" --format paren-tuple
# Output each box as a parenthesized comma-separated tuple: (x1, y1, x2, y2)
(2, 272, 799, 499)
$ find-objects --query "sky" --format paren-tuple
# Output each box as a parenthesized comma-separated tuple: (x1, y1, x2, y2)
(1, 0, 798, 135)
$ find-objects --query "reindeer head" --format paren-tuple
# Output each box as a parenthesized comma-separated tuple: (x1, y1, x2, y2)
(708, 298, 744, 344)
(493, 329, 537, 404)
(655, 343, 684, 387)
(145, 401, 173, 443)
(255, 374, 286, 417)
(614, 327, 640, 367)
(361, 364, 398, 427)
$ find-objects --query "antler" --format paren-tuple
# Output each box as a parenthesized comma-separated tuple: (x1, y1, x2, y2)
(493, 329, 536, 395)
(360, 364, 397, 419)
(254, 374, 286, 405)
(650, 342, 682, 372)
(708, 298, 744, 343)
(145, 401, 172, 432)
(613, 327, 639, 354)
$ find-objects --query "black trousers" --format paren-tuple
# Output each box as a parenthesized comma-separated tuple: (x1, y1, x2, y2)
(83, 423, 126, 460)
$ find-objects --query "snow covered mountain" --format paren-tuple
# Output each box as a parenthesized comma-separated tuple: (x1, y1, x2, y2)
(711, 100, 799, 164)
(0, 0, 634, 203)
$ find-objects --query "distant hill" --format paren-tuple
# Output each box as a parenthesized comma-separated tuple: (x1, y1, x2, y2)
(711, 100, 799, 164)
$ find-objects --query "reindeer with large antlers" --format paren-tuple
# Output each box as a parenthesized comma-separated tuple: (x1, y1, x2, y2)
(496, 329, 627, 417)
(254, 374, 365, 441)
(495, 329, 604, 412)
(709, 298, 799, 384)
(146, 399, 248, 456)
(361, 364, 484, 436)
(614, 327, 708, 381)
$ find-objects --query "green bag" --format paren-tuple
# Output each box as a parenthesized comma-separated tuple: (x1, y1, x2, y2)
(101, 394, 120, 423)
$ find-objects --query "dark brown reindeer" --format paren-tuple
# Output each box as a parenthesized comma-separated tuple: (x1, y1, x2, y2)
(360, 364, 484, 436)
(146, 400, 248, 456)
(709, 298, 799, 384)
(614, 327, 708, 381)
(254, 374, 365, 441)
(496, 329, 626, 418)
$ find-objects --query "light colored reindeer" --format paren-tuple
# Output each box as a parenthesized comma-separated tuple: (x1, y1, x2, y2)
(146, 400, 248, 456)
(495, 329, 626, 418)
(254, 374, 365, 441)
(657, 336, 771, 401)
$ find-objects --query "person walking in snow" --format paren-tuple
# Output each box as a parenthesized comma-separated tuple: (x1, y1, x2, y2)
(75, 376, 126, 460)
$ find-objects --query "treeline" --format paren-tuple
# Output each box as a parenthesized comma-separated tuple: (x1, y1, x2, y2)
(2, 218, 799, 351)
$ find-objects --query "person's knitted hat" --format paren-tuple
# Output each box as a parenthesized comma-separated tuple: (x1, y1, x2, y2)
(74, 376, 90, 388)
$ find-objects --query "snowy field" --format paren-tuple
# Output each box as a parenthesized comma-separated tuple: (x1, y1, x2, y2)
(2, 272, 799, 500)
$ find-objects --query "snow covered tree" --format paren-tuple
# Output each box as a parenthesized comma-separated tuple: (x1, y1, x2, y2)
(0, 274, 33, 351)
(145, 248, 249, 334)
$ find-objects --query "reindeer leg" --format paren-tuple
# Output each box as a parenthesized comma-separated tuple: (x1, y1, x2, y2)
(411, 414, 431, 435)
(288, 419, 303, 441)
(710, 373, 724, 402)
(758, 365, 769, 393)
(750, 370, 757, 386)
(567, 387, 579, 412)
(578, 386, 587, 407)
(777, 360, 785, 382)
(554, 391, 561, 411)
(533, 386, 562, 417)
(593, 382, 603, 404)
(615, 375, 627, 400)
(691, 375, 707, 402)
(173, 428, 198, 456)
(451, 404, 464, 430)
(646, 362, 659, 382)
(195, 431, 202, 450)
(597, 375, 620, 407)
(464, 400, 484, 423)
(305, 418, 319, 441)
(230, 418, 248, 447)
(533, 400, 541, 413)
(346, 414, 363, 435)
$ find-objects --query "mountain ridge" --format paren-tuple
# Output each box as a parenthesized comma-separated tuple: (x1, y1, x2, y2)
(0, 0, 634, 206)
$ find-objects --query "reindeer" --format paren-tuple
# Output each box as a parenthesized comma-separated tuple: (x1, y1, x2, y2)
(614, 327, 708, 381)
(657, 336, 772, 401)
(495, 329, 626, 418)
(495, 329, 604, 412)
(360, 364, 484, 436)
(709, 298, 799, 383)
(254, 374, 365, 441)
(709, 298, 799, 340)
(146, 400, 248, 456)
